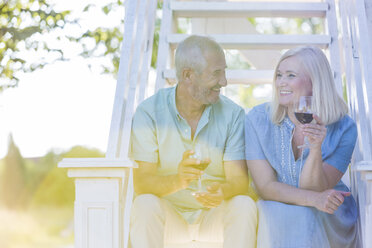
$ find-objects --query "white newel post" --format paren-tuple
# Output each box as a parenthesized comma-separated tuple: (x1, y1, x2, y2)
(356, 161, 372, 248)
(57, 0, 157, 247)
(58, 158, 135, 248)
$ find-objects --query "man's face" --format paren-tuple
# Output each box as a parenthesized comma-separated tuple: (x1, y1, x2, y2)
(189, 51, 227, 105)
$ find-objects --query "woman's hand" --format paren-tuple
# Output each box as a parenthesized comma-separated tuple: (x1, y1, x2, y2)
(313, 189, 350, 214)
(302, 114, 327, 149)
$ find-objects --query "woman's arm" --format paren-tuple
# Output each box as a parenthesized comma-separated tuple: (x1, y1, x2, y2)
(247, 159, 349, 214)
(298, 115, 345, 191)
(299, 151, 343, 191)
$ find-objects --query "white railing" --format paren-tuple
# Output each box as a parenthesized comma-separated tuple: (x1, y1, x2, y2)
(338, 0, 372, 246)
(58, 1, 158, 248)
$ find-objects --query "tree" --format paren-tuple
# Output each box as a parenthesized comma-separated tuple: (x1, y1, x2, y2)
(0, 0, 72, 90)
(31, 146, 104, 207)
(1, 0, 163, 91)
(0, 134, 26, 208)
(66, 1, 125, 77)
(67, 1, 163, 77)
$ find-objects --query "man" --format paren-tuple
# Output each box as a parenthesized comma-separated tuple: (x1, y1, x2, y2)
(129, 35, 257, 248)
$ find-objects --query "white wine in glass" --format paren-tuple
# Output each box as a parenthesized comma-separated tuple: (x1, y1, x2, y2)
(191, 143, 209, 193)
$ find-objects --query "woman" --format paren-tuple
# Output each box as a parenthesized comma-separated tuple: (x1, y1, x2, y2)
(245, 46, 358, 247)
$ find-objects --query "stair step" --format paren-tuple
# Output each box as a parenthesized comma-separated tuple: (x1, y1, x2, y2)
(168, 34, 330, 49)
(163, 69, 274, 85)
(171, 2, 328, 18)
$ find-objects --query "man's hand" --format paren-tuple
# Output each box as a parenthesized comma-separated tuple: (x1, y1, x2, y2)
(178, 150, 210, 189)
(194, 182, 224, 208)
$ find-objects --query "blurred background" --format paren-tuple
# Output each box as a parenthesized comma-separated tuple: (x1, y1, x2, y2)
(0, 0, 324, 247)
(1, 0, 122, 247)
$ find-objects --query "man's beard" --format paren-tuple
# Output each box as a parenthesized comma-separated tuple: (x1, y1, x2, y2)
(192, 85, 220, 105)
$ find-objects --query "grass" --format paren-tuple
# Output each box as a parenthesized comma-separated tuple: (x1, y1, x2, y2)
(0, 206, 74, 248)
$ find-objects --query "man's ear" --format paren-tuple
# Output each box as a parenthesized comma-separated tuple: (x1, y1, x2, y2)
(182, 68, 193, 83)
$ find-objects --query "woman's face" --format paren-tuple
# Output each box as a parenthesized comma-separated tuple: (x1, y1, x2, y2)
(275, 56, 313, 108)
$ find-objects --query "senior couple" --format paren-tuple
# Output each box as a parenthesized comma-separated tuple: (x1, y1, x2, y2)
(129, 35, 358, 248)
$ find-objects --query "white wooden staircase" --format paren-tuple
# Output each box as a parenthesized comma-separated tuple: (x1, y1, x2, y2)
(339, 0, 372, 247)
(58, 0, 372, 247)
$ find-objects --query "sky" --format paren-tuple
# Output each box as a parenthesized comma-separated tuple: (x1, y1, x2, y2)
(0, 0, 123, 158)
(0, 59, 116, 158)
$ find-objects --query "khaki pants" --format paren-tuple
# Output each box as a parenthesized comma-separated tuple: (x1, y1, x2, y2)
(130, 194, 257, 248)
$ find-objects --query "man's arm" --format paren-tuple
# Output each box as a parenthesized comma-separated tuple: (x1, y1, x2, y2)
(133, 161, 183, 197)
(220, 160, 249, 199)
(133, 150, 207, 197)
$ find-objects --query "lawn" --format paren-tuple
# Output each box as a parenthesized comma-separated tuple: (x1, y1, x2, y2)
(0, 206, 74, 248)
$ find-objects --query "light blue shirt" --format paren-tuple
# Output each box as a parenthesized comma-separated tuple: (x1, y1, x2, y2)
(129, 86, 245, 223)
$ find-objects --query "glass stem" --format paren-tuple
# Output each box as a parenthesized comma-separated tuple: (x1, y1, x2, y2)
(198, 177, 202, 192)
(304, 136, 310, 147)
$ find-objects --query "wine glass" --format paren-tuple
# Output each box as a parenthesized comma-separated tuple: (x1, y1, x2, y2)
(190, 143, 209, 194)
(294, 96, 313, 148)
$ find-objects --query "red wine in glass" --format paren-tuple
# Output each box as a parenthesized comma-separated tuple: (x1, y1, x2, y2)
(294, 112, 313, 124)
(294, 96, 313, 148)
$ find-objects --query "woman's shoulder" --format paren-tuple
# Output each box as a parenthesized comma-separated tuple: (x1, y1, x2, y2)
(246, 103, 270, 120)
(327, 114, 357, 138)
(329, 114, 356, 130)
(339, 114, 356, 126)
(245, 103, 272, 128)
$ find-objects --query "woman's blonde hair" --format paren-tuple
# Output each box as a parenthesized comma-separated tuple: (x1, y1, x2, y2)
(270, 46, 348, 125)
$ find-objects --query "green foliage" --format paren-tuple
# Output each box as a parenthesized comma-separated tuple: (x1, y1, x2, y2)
(30, 146, 104, 207)
(342, 76, 349, 105)
(0, 134, 26, 208)
(1, 0, 160, 88)
(238, 85, 269, 109)
(254, 17, 323, 35)
(151, 17, 161, 68)
(62, 145, 104, 158)
(150, 1, 163, 68)
(225, 50, 251, 70)
(68, 25, 124, 76)
(0, 139, 105, 208)
(68, 1, 162, 77)
(23, 151, 57, 199)
(237, 17, 323, 106)
(0, 0, 72, 90)
(30, 166, 74, 207)
(0, 158, 4, 174)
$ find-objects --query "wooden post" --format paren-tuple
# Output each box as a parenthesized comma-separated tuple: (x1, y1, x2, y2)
(58, 159, 134, 248)
(58, 0, 157, 247)
(339, 0, 372, 246)
(356, 162, 372, 248)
